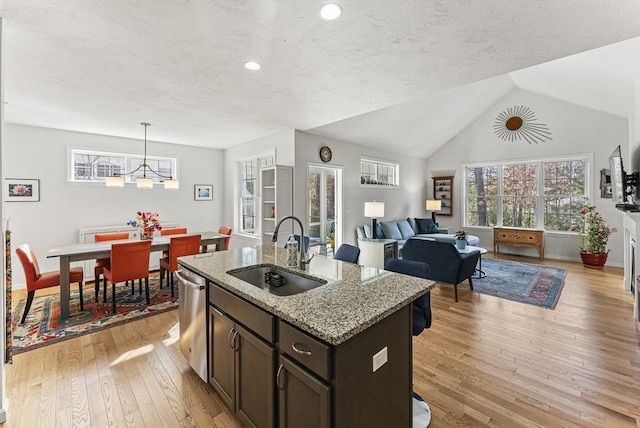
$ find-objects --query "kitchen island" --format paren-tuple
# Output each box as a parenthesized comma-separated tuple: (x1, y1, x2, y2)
(179, 245, 434, 428)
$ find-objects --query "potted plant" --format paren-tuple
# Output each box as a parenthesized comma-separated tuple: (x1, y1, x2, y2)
(571, 204, 616, 269)
(454, 230, 467, 250)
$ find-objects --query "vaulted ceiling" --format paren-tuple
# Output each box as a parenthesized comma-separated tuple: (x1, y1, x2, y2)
(1, 1, 639, 157)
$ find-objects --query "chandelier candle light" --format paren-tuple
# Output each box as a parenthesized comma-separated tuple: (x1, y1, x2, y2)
(106, 123, 179, 189)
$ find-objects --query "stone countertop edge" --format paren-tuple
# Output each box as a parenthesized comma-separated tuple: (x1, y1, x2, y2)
(178, 246, 434, 346)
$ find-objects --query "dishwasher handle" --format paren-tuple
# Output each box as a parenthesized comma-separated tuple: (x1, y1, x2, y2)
(174, 270, 205, 290)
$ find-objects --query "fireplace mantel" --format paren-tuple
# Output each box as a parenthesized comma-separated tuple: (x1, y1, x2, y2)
(621, 211, 640, 331)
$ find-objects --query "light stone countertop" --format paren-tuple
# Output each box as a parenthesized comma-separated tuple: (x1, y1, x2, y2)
(178, 245, 434, 346)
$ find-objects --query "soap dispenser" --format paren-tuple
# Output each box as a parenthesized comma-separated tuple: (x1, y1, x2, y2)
(286, 235, 298, 267)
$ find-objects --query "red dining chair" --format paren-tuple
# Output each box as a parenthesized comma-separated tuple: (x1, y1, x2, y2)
(16, 244, 84, 324)
(218, 226, 232, 250)
(160, 228, 188, 261)
(102, 240, 152, 314)
(161, 227, 187, 236)
(159, 235, 201, 297)
(94, 232, 130, 303)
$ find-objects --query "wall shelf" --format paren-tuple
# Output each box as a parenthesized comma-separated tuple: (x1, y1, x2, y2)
(432, 176, 453, 216)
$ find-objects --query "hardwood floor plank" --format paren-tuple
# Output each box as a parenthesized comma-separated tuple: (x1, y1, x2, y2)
(94, 341, 127, 427)
(135, 357, 182, 427)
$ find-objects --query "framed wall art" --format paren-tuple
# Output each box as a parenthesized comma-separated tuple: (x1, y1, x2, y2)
(600, 169, 612, 199)
(194, 184, 213, 201)
(4, 178, 40, 202)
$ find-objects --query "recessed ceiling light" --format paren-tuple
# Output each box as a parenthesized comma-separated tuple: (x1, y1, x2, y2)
(245, 61, 261, 71)
(320, 2, 342, 20)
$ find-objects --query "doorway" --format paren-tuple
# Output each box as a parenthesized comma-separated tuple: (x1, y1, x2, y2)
(308, 165, 342, 256)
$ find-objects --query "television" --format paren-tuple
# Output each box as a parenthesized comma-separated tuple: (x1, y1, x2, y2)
(609, 145, 639, 211)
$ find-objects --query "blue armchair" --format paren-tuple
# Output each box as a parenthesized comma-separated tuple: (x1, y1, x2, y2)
(400, 238, 480, 302)
(333, 243, 360, 264)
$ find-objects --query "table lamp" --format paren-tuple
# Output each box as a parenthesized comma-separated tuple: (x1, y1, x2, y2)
(364, 201, 385, 239)
(426, 200, 442, 225)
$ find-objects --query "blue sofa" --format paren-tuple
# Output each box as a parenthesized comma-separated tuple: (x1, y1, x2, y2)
(356, 217, 479, 249)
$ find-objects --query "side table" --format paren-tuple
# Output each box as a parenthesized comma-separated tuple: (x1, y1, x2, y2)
(457, 245, 488, 278)
(357, 238, 398, 269)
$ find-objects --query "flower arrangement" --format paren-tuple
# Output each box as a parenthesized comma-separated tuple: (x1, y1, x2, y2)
(571, 205, 616, 254)
(454, 230, 467, 240)
(127, 211, 161, 238)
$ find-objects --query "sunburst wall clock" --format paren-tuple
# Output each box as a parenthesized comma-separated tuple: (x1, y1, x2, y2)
(493, 105, 552, 144)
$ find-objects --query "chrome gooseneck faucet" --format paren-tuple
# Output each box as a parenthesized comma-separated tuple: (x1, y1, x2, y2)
(272, 215, 314, 270)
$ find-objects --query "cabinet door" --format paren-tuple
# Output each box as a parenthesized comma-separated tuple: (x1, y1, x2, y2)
(277, 355, 330, 428)
(236, 324, 275, 428)
(209, 306, 235, 409)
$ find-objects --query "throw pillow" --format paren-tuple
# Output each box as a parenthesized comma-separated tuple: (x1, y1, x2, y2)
(380, 221, 403, 240)
(397, 219, 416, 239)
(415, 218, 438, 234)
(376, 223, 385, 239)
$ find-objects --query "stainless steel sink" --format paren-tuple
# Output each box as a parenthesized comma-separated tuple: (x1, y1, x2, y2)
(226, 264, 327, 296)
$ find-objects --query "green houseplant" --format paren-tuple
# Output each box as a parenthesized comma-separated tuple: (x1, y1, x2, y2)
(571, 204, 616, 268)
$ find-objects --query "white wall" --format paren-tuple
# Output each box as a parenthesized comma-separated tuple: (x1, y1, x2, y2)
(222, 130, 295, 249)
(294, 131, 429, 246)
(4, 124, 224, 287)
(425, 89, 629, 266)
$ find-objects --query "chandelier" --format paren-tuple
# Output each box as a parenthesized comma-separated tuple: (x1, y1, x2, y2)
(106, 123, 179, 189)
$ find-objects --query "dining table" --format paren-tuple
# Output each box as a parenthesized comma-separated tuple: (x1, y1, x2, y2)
(48, 231, 230, 321)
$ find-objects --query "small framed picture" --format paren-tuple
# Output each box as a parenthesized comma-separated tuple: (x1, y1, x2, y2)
(4, 178, 40, 202)
(194, 184, 213, 201)
(600, 169, 612, 199)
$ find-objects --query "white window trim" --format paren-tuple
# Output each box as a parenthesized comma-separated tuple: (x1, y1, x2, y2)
(360, 156, 400, 188)
(461, 153, 593, 232)
(68, 147, 178, 185)
(236, 150, 276, 238)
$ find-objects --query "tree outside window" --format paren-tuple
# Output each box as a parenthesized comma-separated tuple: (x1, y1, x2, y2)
(464, 156, 588, 232)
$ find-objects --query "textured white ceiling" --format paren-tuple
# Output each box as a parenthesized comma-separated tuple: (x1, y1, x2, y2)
(1, 0, 639, 153)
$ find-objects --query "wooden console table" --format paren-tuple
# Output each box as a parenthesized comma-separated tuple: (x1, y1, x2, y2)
(493, 227, 544, 260)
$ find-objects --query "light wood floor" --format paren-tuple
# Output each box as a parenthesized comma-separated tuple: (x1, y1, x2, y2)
(3, 253, 639, 427)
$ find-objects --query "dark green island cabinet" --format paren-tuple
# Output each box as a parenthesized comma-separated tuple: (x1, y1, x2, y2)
(208, 282, 413, 428)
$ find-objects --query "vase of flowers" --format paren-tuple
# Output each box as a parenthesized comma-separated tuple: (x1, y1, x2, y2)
(571, 204, 616, 269)
(454, 230, 467, 250)
(127, 211, 162, 240)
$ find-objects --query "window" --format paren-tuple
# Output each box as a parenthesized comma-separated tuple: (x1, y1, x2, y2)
(238, 154, 275, 235)
(240, 160, 257, 234)
(464, 156, 589, 232)
(360, 158, 399, 186)
(70, 149, 177, 184)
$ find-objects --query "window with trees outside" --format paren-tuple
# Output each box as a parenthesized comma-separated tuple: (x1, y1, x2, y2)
(70, 149, 177, 184)
(239, 155, 274, 235)
(464, 156, 589, 232)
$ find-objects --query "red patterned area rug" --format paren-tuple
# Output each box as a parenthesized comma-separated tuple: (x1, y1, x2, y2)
(11, 276, 177, 354)
(472, 259, 566, 309)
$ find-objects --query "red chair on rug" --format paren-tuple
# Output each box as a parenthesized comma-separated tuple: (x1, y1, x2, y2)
(218, 226, 232, 251)
(161, 227, 187, 236)
(103, 241, 152, 314)
(159, 234, 201, 297)
(15, 244, 84, 324)
(160, 228, 188, 260)
(94, 232, 130, 303)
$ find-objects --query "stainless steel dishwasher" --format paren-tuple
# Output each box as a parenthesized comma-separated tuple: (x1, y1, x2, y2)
(176, 268, 207, 382)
